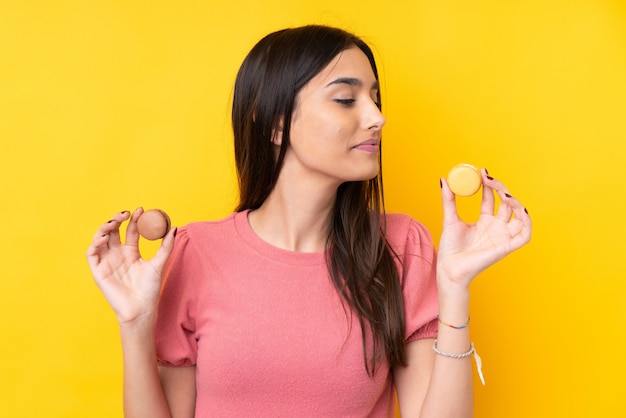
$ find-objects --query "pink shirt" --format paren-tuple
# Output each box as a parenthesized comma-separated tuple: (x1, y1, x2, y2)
(156, 210, 438, 417)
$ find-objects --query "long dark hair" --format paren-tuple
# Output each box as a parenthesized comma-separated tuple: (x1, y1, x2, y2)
(232, 25, 406, 375)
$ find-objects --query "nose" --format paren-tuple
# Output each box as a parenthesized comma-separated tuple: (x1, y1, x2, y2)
(364, 100, 386, 131)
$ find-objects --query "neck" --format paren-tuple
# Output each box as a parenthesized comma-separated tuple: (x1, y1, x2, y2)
(247, 170, 339, 253)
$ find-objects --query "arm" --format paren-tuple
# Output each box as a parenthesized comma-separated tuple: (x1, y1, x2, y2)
(86, 208, 181, 417)
(395, 169, 532, 417)
(120, 316, 172, 418)
(159, 366, 197, 417)
(394, 293, 473, 418)
(393, 338, 436, 417)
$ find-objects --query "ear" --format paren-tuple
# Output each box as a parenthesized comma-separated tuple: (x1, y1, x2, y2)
(271, 117, 284, 146)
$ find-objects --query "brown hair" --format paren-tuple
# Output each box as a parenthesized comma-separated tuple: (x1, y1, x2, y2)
(232, 25, 406, 375)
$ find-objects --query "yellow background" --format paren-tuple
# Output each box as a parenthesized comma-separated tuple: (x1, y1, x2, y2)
(1, 1, 625, 416)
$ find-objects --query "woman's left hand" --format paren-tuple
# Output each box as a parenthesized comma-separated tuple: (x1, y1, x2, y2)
(437, 168, 532, 288)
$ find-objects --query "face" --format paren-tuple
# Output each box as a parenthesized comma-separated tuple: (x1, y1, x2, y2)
(278, 46, 386, 187)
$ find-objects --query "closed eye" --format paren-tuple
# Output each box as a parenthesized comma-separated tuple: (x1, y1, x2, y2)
(335, 98, 355, 106)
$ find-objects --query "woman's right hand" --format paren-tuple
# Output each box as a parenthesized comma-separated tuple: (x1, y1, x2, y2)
(86, 208, 177, 326)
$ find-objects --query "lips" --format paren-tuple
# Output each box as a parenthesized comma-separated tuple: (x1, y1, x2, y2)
(353, 139, 380, 153)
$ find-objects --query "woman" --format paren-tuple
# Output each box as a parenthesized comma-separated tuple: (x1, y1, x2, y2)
(87, 25, 531, 417)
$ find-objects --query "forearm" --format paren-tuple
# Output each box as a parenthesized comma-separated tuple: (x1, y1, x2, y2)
(120, 315, 171, 418)
(420, 285, 473, 418)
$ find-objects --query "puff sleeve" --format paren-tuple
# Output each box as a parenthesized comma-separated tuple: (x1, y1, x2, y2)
(155, 227, 200, 367)
(388, 215, 439, 343)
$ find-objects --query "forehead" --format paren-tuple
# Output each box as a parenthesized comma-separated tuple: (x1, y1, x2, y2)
(307, 46, 377, 88)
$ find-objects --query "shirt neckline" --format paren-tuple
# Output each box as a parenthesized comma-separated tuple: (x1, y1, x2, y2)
(233, 209, 327, 266)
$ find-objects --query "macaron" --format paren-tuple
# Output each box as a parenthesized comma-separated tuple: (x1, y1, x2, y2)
(136, 209, 171, 240)
(447, 163, 482, 197)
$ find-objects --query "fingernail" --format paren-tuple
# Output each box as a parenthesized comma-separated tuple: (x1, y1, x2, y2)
(439, 178, 443, 188)
(485, 168, 489, 175)
(486, 175, 494, 181)
(107, 220, 113, 223)
(173, 227, 178, 238)
(505, 193, 513, 198)
(121, 210, 129, 215)
(524, 208, 529, 215)
(101, 234, 107, 238)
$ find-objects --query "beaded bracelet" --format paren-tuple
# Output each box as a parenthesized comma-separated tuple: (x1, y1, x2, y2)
(437, 314, 470, 329)
(432, 339, 485, 385)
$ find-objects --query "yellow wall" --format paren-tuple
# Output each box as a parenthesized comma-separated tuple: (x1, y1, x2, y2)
(1, 1, 624, 416)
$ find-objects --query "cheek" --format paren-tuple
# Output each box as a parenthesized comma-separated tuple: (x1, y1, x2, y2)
(313, 113, 350, 144)
(290, 107, 352, 151)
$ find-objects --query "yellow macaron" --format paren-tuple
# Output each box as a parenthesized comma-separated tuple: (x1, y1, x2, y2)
(447, 163, 482, 197)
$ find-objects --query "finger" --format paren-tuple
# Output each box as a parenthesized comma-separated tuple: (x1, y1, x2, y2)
(482, 174, 518, 221)
(518, 208, 532, 245)
(495, 189, 520, 222)
(124, 207, 143, 247)
(479, 169, 496, 215)
(91, 212, 123, 241)
(509, 199, 532, 246)
(506, 215, 532, 252)
(486, 176, 513, 204)
(106, 211, 131, 248)
(497, 189, 532, 250)
(496, 200, 513, 221)
(496, 193, 516, 222)
(151, 226, 177, 274)
(86, 233, 109, 267)
(440, 178, 461, 225)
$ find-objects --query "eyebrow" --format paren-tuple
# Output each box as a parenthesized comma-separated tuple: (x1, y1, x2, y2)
(325, 77, 379, 90)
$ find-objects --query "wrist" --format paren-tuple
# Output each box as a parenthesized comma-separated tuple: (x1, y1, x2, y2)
(437, 314, 470, 329)
(119, 312, 158, 335)
(437, 275, 471, 301)
(436, 281, 470, 325)
(436, 257, 478, 289)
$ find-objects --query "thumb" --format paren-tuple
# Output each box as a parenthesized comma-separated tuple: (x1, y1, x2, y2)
(152, 226, 177, 272)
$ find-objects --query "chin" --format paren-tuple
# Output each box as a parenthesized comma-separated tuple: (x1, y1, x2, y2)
(350, 167, 380, 182)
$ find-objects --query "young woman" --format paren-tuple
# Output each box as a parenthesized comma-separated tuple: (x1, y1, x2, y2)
(86, 25, 532, 417)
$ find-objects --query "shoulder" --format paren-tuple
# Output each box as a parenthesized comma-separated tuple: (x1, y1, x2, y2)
(181, 212, 238, 236)
(161, 213, 242, 291)
(383, 213, 435, 252)
(383, 214, 438, 306)
(164, 212, 242, 271)
(175, 212, 239, 248)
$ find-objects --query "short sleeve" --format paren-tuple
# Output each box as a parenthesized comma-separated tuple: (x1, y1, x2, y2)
(156, 227, 200, 367)
(388, 216, 439, 343)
